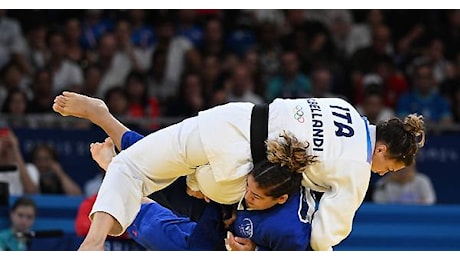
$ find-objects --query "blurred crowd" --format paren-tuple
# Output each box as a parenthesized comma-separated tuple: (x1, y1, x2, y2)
(1, 11, 448, 251)
(0, 9, 459, 131)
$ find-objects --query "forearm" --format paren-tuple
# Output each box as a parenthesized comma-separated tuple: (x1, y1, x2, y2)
(54, 169, 83, 195)
(14, 150, 38, 194)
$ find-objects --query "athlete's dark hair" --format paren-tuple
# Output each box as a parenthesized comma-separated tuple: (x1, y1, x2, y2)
(250, 131, 317, 198)
(376, 113, 425, 166)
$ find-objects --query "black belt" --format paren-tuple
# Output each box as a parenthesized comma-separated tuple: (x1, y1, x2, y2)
(250, 103, 269, 164)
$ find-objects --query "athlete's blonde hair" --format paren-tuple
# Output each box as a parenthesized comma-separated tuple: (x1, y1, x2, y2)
(250, 131, 317, 198)
(266, 131, 318, 174)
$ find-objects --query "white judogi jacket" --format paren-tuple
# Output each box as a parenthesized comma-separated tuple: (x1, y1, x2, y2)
(198, 97, 374, 251)
(93, 97, 374, 251)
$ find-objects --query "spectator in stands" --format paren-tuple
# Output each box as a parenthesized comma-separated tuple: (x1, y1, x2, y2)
(254, 21, 283, 86)
(348, 24, 395, 102)
(46, 31, 84, 94)
(373, 57, 409, 109)
(0, 10, 28, 74)
(308, 66, 343, 99)
(356, 84, 395, 125)
(349, 24, 394, 76)
(0, 128, 39, 195)
(124, 71, 160, 130)
(226, 12, 257, 56)
(176, 9, 204, 48)
(152, 16, 194, 97)
(27, 69, 55, 114)
(0, 196, 37, 251)
(199, 18, 227, 60)
(0, 61, 30, 109)
(282, 11, 337, 80)
(22, 22, 48, 74)
(225, 62, 265, 104)
(394, 18, 427, 71)
(94, 33, 133, 99)
(81, 64, 102, 97)
(243, 9, 285, 29)
(200, 54, 223, 103)
(80, 10, 114, 51)
(355, 57, 409, 109)
(372, 162, 436, 205)
(29, 143, 82, 196)
(423, 38, 452, 85)
(265, 51, 312, 102)
(146, 48, 174, 105)
(113, 19, 146, 73)
(184, 48, 203, 75)
(63, 17, 86, 68)
(1, 89, 30, 127)
(438, 10, 460, 61)
(126, 9, 155, 50)
(1, 89, 29, 115)
(164, 71, 205, 118)
(346, 9, 386, 58)
(103, 86, 130, 119)
(396, 62, 453, 127)
(322, 10, 354, 60)
(243, 49, 264, 98)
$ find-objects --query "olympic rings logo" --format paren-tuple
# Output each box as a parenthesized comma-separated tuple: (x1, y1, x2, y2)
(293, 105, 305, 123)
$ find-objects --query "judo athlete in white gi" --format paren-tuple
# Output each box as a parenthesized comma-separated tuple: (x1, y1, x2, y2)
(53, 91, 425, 251)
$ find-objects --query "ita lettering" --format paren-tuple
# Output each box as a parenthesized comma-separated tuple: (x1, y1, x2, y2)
(329, 105, 354, 137)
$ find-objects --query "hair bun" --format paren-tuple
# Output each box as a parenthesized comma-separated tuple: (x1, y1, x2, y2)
(403, 114, 425, 148)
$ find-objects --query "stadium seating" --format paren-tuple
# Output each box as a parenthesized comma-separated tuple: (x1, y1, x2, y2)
(335, 203, 460, 251)
(2, 196, 460, 251)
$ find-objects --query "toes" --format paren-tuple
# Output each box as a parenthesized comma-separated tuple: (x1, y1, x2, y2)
(62, 91, 74, 97)
(55, 97, 67, 107)
(52, 103, 64, 114)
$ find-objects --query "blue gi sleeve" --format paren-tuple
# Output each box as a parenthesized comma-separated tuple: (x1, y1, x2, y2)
(121, 130, 145, 150)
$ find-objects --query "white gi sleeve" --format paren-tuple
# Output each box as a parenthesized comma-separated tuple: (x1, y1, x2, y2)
(310, 159, 370, 251)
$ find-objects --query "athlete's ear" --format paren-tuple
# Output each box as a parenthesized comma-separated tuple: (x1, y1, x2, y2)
(277, 194, 289, 205)
(375, 142, 388, 154)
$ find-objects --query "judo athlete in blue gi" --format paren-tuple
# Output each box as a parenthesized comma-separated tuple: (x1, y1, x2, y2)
(90, 130, 315, 250)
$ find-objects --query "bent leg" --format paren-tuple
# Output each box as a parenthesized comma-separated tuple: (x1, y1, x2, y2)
(78, 212, 114, 251)
(91, 116, 208, 236)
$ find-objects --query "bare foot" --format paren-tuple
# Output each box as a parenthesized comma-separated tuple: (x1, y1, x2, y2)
(53, 91, 109, 124)
(90, 137, 116, 171)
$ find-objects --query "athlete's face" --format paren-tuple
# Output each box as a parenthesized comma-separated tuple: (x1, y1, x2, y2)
(244, 175, 288, 210)
(371, 142, 406, 176)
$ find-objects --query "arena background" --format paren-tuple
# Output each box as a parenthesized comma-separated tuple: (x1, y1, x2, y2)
(0, 9, 460, 251)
